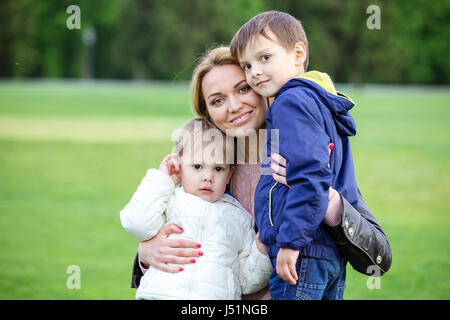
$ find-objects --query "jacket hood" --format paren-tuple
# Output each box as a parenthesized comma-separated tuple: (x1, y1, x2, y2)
(277, 71, 356, 137)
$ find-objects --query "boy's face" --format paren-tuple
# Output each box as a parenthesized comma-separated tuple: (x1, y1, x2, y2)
(239, 29, 306, 98)
(180, 148, 234, 203)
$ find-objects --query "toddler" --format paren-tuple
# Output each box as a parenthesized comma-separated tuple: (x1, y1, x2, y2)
(120, 118, 272, 299)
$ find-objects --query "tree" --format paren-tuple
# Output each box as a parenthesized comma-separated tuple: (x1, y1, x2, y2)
(113, 0, 265, 80)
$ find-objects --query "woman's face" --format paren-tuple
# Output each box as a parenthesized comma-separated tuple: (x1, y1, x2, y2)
(202, 64, 268, 137)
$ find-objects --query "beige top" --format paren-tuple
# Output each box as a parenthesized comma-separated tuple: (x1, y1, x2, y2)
(229, 163, 261, 220)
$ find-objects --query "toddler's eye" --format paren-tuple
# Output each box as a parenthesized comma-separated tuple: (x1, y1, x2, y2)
(193, 164, 202, 170)
(243, 64, 251, 71)
(215, 167, 224, 172)
(261, 55, 270, 62)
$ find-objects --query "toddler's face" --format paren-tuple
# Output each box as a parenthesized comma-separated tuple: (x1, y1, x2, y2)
(179, 149, 234, 203)
(239, 30, 305, 98)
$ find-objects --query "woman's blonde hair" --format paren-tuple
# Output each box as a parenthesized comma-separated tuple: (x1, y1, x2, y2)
(190, 46, 239, 119)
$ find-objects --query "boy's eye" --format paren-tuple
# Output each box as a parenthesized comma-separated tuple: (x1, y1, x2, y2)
(243, 64, 251, 71)
(261, 55, 270, 62)
(193, 164, 202, 170)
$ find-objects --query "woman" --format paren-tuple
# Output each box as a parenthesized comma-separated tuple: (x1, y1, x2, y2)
(129, 47, 392, 298)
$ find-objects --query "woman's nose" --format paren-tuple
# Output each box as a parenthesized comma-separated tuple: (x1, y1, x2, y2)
(228, 95, 242, 113)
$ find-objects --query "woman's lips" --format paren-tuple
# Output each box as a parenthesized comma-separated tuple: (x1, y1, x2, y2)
(230, 111, 253, 125)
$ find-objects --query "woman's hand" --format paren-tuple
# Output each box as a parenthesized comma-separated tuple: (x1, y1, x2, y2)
(138, 224, 203, 273)
(269, 153, 288, 186)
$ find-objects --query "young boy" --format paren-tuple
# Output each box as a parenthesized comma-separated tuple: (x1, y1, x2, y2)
(120, 118, 272, 299)
(230, 11, 359, 300)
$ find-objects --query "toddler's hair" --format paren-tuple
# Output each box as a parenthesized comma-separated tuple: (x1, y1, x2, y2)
(230, 11, 309, 71)
(173, 118, 235, 166)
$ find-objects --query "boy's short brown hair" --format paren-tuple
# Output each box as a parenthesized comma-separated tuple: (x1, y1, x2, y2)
(230, 11, 309, 71)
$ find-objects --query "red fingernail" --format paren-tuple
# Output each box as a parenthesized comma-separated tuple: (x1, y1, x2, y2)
(190, 259, 196, 263)
(196, 243, 201, 248)
(329, 143, 334, 151)
(179, 268, 184, 272)
(198, 251, 203, 256)
(178, 226, 183, 231)
(269, 162, 272, 167)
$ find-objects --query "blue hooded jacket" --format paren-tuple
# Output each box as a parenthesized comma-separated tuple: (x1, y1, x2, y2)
(254, 71, 359, 260)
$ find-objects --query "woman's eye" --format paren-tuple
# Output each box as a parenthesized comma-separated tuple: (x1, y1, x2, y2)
(243, 64, 251, 71)
(212, 98, 224, 106)
(238, 85, 250, 94)
(261, 55, 270, 62)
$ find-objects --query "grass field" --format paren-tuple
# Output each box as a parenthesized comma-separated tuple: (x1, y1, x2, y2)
(0, 80, 449, 299)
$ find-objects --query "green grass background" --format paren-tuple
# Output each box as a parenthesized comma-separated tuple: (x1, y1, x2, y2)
(0, 80, 449, 299)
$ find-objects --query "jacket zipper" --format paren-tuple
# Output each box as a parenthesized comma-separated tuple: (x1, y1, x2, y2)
(268, 181, 278, 227)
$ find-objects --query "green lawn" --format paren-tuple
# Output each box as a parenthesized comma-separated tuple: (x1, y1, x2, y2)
(0, 80, 449, 299)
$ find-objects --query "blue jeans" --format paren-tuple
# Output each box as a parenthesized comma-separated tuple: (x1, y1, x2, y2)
(269, 256, 347, 300)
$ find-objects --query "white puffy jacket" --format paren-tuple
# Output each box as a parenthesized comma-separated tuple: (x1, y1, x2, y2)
(120, 169, 272, 300)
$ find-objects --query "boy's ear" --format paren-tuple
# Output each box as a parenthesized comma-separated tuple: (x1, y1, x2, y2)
(293, 41, 307, 68)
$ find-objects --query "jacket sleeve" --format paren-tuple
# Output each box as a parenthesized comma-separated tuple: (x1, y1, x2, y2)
(272, 94, 333, 250)
(324, 189, 392, 276)
(120, 169, 174, 241)
(238, 219, 273, 295)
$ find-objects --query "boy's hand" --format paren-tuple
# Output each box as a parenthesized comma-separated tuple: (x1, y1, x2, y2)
(276, 247, 300, 285)
(159, 153, 181, 185)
